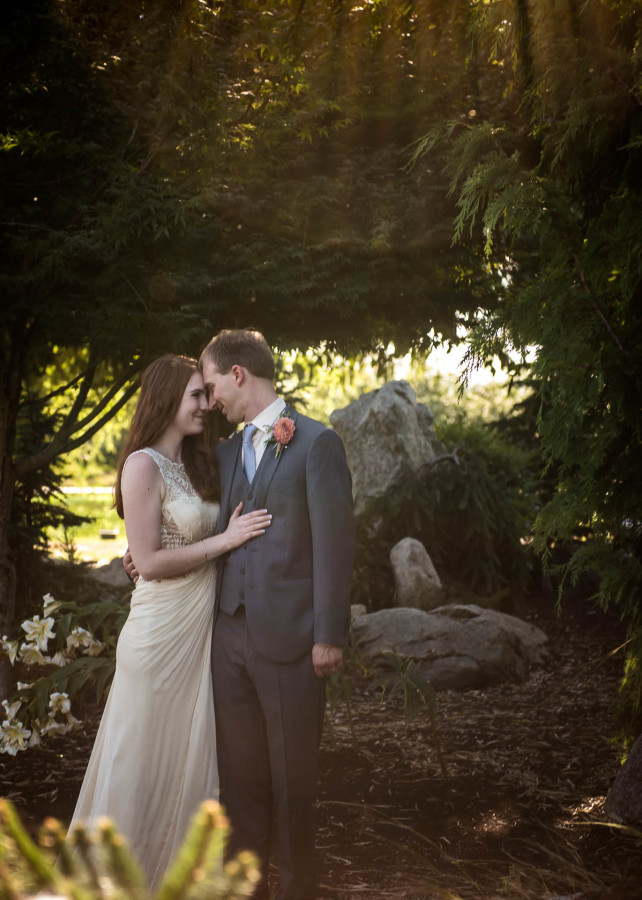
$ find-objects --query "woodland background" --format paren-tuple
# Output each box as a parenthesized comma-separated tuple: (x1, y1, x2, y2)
(1, 0, 642, 744)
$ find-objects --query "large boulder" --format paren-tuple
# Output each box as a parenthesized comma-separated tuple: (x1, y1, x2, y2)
(353, 604, 548, 690)
(90, 556, 132, 588)
(330, 381, 444, 517)
(390, 537, 445, 611)
(604, 733, 642, 825)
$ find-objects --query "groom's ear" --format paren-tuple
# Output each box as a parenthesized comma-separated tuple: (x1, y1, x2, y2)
(230, 364, 245, 385)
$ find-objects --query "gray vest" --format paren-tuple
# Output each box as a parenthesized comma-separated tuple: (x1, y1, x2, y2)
(218, 456, 255, 615)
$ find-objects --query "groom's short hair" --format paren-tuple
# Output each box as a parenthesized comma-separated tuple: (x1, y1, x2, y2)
(200, 329, 275, 380)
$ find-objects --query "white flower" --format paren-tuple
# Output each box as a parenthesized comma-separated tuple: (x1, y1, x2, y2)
(27, 729, 41, 748)
(42, 593, 61, 616)
(83, 639, 105, 657)
(16, 682, 33, 691)
(47, 651, 68, 667)
(49, 692, 71, 715)
(66, 627, 93, 651)
(21, 616, 55, 652)
(0, 720, 31, 755)
(1, 636, 19, 665)
(18, 643, 46, 666)
(1, 699, 22, 720)
(65, 712, 82, 732)
(40, 717, 70, 736)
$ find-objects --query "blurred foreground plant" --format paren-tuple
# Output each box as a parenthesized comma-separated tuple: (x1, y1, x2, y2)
(0, 798, 258, 900)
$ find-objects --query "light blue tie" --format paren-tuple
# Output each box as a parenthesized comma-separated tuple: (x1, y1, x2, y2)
(243, 423, 258, 483)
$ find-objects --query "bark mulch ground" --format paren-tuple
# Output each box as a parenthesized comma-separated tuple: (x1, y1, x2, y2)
(2, 595, 641, 900)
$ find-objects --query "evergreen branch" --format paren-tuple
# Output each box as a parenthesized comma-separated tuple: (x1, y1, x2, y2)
(572, 250, 625, 354)
(61, 381, 140, 454)
(15, 366, 96, 476)
(19, 368, 91, 409)
(0, 221, 58, 232)
(121, 104, 143, 158)
(15, 379, 139, 476)
(56, 363, 96, 435)
(122, 274, 152, 314)
(135, 121, 179, 176)
(72, 372, 139, 432)
(416, 451, 461, 474)
(237, 89, 271, 126)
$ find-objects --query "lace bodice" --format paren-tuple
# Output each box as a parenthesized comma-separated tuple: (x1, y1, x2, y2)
(124, 447, 219, 550)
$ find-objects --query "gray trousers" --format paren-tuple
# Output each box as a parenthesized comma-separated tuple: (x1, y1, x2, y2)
(212, 608, 326, 900)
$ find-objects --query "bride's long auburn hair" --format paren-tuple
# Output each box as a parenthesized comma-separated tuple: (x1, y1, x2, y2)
(114, 355, 220, 518)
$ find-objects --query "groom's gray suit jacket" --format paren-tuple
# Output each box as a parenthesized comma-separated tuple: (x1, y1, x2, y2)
(214, 409, 355, 661)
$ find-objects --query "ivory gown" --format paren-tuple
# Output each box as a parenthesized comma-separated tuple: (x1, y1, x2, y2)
(69, 448, 220, 888)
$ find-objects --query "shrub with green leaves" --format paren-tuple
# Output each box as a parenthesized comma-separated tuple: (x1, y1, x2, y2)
(372, 650, 449, 782)
(353, 416, 539, 610)
(409, 0, 642, 740)
(0, 590, 128, 754)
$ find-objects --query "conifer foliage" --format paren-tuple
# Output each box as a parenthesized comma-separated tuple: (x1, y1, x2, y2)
(0, 0, 474, 664)
(413, 0, 642, 735)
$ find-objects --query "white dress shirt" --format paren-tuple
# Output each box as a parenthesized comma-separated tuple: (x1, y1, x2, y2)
(243, 396, 287, 472)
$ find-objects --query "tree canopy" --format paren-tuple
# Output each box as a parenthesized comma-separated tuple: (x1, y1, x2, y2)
(3, 0, 642, 732)
(411, 0, 642, 732)
(0, 0, 484, 657)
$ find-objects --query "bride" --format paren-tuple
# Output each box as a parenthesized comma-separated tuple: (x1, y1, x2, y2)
(68, 354, 271, 888)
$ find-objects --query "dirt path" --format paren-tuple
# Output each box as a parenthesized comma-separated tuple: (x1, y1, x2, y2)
(2, 598, 641, 899)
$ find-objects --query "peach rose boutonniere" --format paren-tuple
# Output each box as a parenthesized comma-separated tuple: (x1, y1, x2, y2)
(267, 414, 296, 459)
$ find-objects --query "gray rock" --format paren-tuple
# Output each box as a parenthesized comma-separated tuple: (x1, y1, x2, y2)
(390, 537, 445, 611)
(353, 604, 548, 690)
(91, 556, 132, 588)
(330, 381, 444, 517)
(605, 733, 642, 825)
(350, 604, 368, 624)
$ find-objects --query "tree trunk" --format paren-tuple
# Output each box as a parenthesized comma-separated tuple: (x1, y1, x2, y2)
(0, 324, 28, 700)
(605, 733, 642, 825)
(0, 499, 16, 703)
(0, 442, 18, 704)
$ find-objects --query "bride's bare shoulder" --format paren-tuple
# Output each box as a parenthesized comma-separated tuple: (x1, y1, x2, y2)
(122, 449, 162, 484)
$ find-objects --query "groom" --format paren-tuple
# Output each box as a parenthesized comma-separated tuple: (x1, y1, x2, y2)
(201, 329, 354, 900)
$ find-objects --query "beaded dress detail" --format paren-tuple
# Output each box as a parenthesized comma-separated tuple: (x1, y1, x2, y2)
(130, 448, 219, 573)
(69, 448, 220, 888)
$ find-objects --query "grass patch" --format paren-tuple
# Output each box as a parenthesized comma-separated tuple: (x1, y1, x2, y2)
(46, 491, 127, 563)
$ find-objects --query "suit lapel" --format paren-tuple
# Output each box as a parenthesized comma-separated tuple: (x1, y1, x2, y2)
(251, 407, 299, 510)
(217, 432, 242, 533)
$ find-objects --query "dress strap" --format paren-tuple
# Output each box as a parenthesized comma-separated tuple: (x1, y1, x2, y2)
(121, 447, 168, 488)
(138, 447, 168, 470)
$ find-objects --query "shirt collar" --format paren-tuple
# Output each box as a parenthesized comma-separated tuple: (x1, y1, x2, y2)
(250, 396, 287, 434)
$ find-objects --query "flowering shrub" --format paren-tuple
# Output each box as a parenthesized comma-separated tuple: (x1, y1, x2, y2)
(0, 590, 129, 755)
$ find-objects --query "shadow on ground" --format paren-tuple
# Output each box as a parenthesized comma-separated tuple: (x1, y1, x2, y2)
(2, 593, 641, 899)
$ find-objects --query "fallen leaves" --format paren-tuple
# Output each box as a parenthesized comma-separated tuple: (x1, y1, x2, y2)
(1, 603, 641, 899)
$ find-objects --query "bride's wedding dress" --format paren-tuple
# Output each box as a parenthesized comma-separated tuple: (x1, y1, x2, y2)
(69, 448, 220, 888)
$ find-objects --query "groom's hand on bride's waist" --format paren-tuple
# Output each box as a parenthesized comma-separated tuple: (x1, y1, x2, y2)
(123, 547, 139, 584)
(312, 643, 343, 678)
